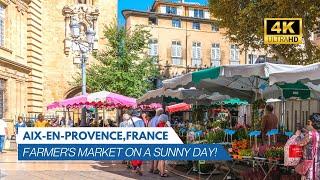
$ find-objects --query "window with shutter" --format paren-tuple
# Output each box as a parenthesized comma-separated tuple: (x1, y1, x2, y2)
(172, 41, 182, 65)
(204, 11, 210, 19)
(192, 22, 200, 30)
(148, 39, 158, 57)
(248, 54, 258, 64)
(160, 6, 166, 13)
(172, 18, 181, 28)
(192, 42, 201, 66)
(177, 7, 183, 16)
(166, 6, 177, 15)
(189, 8, 194, 17)
(230, 45, 240, 65)
(194, 9, 204, 18)
(211, 23, 219, 32)
(211, 43, 220, 66)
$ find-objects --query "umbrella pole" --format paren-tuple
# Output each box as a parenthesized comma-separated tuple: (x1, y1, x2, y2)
(255, 76, 259, 101)
(281, 88, 285, 131)
(103, 108, 105, 127)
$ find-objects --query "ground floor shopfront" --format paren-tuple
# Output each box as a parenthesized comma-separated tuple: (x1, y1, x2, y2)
(0, 57, 30, 135)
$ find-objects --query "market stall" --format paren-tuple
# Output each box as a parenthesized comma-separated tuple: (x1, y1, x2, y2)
(156, 63, 320, 179)
(46, 91, 140, 126)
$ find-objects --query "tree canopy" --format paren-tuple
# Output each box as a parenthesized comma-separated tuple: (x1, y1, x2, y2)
(208, 0, 320, 64)
(78, 23, 158, 98)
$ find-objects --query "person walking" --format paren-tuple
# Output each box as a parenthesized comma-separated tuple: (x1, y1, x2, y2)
(60, 117, 66, 127)
(149, 108, 163, 128)
(157, 114, 170, 177)
(143, 112, 152, 128)
(15, 116, 26, 134)
(126, 110, 145, 176)
(50, 117, 59, 127)
(0, 118, 8, 154)
(34, 114, 49, 127)
(120, 113, 130, 127)
(149, 108, 163, 174)
(127, 110, 145, 128)
(120, 113, 131, 167)
(296, 114, 320, 180)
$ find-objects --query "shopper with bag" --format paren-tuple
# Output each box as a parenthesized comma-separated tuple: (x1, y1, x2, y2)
(0, 118, 8, 154)
(127, 110, 145, 176)
(295, 115, 320, 180)
(149, 108, 163, 175)
(157, 114, 169, 177)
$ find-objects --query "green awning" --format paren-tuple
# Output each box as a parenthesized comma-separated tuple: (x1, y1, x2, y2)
(278, 82, 310, 99)
(214, 98, 248, 106)
(192, 66, 221, 84)
(222, 98, 248, 105)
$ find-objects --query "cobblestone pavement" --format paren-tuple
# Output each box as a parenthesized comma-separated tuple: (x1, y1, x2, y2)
(0, 151, 187, 180)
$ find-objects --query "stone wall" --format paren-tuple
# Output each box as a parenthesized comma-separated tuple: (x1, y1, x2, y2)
(41, 0, 117, 111)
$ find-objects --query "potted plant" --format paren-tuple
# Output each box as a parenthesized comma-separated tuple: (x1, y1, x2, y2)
(265, 146, 284, 162)
(239, 149, 253, 159)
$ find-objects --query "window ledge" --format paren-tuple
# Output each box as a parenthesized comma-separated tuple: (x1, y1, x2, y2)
(0, 46, 13, 54)
(171, 65, 185, 68)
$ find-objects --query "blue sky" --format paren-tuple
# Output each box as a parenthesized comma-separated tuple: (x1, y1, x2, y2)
(118, 0, 208, 26)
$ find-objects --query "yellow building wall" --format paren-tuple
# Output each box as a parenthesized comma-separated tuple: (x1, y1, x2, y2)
(0, 0, 31, 135)
(41, 0, 117, 111)
(126, 15, 246, 76)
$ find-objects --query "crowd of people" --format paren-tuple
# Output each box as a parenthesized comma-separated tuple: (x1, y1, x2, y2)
(1, 104, 319, 179)
(120, 108, 170, 177)
(0, 108, 172, 177)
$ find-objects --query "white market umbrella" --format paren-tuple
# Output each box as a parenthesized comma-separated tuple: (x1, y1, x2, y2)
(269, 63, 320, 85)
(162, 63, 303, 103)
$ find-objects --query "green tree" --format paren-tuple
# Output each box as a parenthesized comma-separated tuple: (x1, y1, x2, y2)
(78, 23, 158, 98)
(208, 0, 320, 64)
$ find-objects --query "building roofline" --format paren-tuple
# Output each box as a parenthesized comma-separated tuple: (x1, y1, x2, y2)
(122, 9, 216, 23)
(151, 0, 208, 11)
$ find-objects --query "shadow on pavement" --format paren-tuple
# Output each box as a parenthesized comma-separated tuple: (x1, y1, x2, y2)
(91, 161, 184, 180)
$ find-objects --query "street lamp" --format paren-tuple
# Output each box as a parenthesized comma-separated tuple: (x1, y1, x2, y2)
(69, 17, 96, 127)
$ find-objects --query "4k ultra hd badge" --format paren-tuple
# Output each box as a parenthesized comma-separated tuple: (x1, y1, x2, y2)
(264, 18, 303, 44)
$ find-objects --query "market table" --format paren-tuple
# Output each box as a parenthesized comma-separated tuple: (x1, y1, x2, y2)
(205, 156, 286, 180)
(253, 157, 284, 180)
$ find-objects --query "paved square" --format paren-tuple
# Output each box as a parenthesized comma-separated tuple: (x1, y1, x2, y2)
(0, 151, 185, 180)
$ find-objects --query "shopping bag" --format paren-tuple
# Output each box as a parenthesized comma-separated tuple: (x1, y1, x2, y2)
(289, 145, 303, 158)
(295, 160, 313, 175)
(131, 160, 142, 167)
(284, 135, 301, 166)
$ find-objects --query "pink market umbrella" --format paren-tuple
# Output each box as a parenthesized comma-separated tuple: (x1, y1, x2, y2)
(60, 94, 88, 107)
(47, 101, 61, 110)
(87, 91, 137, 108)
(139, 103, 162, 110)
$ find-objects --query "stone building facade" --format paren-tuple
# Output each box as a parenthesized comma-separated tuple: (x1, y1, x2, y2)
(0, 0, 117, 123)
(0, 0, 31, 122)
(42, 0, 117, 111)
(123, 0, 265, 78)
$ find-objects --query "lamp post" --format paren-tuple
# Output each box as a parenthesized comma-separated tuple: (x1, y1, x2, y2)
(69, 17, 96, 127)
